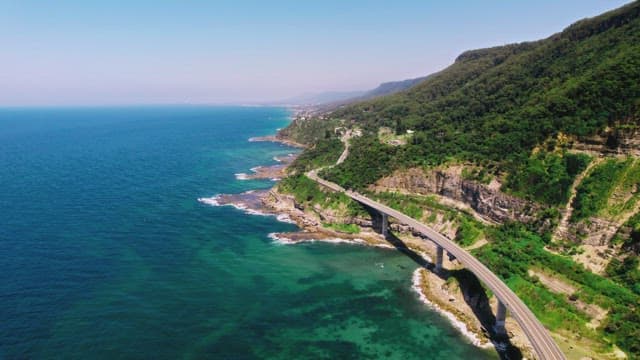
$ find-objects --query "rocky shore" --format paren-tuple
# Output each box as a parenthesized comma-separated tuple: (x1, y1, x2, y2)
(248, 135, 306, 148)
(202, 136, 536, 358)
(235, 154, 298, 181)
(204, 181, 534, 357)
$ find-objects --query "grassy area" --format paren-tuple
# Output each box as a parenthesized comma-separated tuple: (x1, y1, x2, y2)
(378, 126, 413, 146)
(277, 174, 368, 218)
(456, 217, 483, 247)
(571, 158, 640, 221)
(370, 191, 486, 247)
(322, 222, 360, 234)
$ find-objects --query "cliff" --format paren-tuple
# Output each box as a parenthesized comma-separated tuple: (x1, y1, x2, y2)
(371, 166, 540, 225)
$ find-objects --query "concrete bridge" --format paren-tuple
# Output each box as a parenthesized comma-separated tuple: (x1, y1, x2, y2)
(307, 169, 566, 360)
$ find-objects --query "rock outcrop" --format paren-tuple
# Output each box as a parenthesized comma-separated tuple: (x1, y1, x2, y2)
(371, 167, 540, 225)
(566, 217, 622, 245)
(574, 126, 640, 156)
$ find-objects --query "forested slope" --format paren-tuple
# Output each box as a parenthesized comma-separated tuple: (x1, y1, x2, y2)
(285, 1, 639, 200)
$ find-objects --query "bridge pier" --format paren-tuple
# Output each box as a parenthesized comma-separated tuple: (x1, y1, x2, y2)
(494, 300, 508, 336)
(381, 213, 388, 238)
(435, 245, 444, 272)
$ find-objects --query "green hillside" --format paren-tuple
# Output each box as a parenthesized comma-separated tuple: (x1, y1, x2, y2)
(278, 2, 640, 357)
(285, 1, 640, 205)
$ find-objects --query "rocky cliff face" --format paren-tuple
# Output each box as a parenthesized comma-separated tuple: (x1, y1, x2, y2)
(371, 167, 540, 225)
(574, 126, 640, 156)
(563, 217, 621, 245)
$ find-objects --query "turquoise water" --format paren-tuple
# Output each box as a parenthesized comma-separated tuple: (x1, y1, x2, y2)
(0, 106, 496, 359)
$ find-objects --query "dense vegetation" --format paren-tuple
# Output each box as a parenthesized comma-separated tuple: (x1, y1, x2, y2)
(278, 117, 342, 145)
(320, 136, 397, 189)
(571, 157, 640, 221)
(285, 2, 640, 197)
(506, 151, 591, 205)
(289, 138, 343, 174)
(474, 223, 640, 355)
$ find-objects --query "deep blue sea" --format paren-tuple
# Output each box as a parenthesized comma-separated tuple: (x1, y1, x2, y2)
(0, 106, 495, 359)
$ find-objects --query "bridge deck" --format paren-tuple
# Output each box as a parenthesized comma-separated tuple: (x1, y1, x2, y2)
(308, 170, 566, 360)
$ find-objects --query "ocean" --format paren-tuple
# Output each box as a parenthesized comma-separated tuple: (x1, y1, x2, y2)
(0, 106, 495, 359)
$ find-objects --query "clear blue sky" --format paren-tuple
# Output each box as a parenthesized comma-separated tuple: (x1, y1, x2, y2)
(0, 0, 631, 106)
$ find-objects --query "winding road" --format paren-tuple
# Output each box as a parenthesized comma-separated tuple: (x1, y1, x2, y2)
(307, 169, 566, 360)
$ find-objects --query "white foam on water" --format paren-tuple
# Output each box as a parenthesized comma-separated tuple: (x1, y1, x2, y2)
(268, 235, 399, 250)
(410, 268, 489, 348)
(235, 173, 249, 180)
(415, 250, 433, 263)
(197, 196, 221, 206)
(199, 194, 298, 223)
(268, 232, 295, 244)
(198, 195, 247, 211)
(244, 208, 271, 216)
(276, 214, 296, 224)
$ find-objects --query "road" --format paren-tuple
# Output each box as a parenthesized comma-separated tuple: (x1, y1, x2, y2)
(307, 169, 566, 360)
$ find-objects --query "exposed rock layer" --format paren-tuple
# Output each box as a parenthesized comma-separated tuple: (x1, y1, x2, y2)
(371, 167, 540, 225)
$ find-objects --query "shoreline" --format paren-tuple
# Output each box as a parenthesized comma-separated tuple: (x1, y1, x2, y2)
(199, 134, 529, 356)
(248, 135, 306, 149)
(411, 268, 493, 348)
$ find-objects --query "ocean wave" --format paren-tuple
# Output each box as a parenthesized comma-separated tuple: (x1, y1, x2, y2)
(276, 214, 296, 224)
(244, 208, 271, 216)
(268, 232, 295, 244)
(197, 196, 220, 206)
(198, 195, 247, 211)
(268, 235, 391, 247)
(267, 233, 363, 245)
(235, 173, 249, 180)
(199, 195, 296, 224)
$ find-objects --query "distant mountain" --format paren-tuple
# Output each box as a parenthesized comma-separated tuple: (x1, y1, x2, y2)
(277, 90, 365, 106)
(276, 75, 431, 107)
(357, 76, 431, 100)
